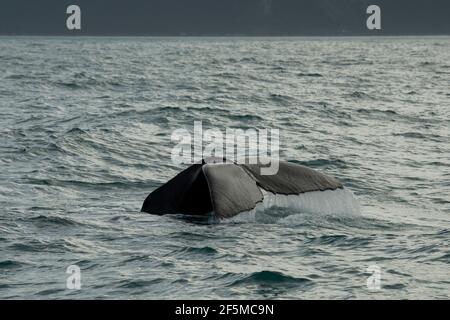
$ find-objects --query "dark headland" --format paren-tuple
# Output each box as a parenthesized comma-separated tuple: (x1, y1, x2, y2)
(1, 0, 449, 36)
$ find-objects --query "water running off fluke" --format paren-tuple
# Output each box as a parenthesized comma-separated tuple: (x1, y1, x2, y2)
(141, 158, 360, 219)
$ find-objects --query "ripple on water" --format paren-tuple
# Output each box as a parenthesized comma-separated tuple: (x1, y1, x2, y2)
(228, 271, 313, 288)
(117, 278, 165, 289)
(0, 260, 26, 270)
(170, 246, 219, 256)
(28, 215, 83, 227)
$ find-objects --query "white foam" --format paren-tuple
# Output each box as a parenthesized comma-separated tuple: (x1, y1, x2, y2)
(262, 188, 360, 216)
(228, 188, 361, 223)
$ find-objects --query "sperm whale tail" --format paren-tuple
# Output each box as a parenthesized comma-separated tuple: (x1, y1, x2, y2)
(141, 158, 358, 219)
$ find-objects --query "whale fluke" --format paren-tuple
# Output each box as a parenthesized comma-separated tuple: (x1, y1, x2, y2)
(242, 161, 342, 195)
(141, 159, 350, 219)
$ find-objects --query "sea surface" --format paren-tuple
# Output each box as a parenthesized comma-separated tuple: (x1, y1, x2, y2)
(0, 36, 449, 299)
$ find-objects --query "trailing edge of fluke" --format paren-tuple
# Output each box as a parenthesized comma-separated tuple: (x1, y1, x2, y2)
(141, 158, 345, 219)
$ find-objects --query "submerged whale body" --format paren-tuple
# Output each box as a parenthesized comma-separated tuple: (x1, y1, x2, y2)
(141, 158, 360, 219)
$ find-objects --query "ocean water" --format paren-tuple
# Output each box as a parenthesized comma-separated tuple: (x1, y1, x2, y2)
(0, 36, 449, 299)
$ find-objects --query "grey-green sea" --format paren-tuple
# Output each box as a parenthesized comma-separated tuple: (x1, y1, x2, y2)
(0, 36, 449, 299)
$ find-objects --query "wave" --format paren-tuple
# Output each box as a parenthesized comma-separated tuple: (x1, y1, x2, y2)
(51, 77, 123, 90)
(291, 158, 348, 169)
(5, 74, 28, 80)
(229, 271, 312, 287)
(0, 260, 25, 269)
(226, 113, 264, 122)
(269, 93, 294, 103)
(117, 279, 164, 289)
(22, 177, 158, 190)
(9, 240, 62, 253)
(65, 127, 89, 135)
(348, 91, 375, 100)
(434, 229, 450, 238)
(393, 132, 443, 142)
(356, 108, 398, 116)
(213, 72, 241, 79)
(433, 252, 450, 263)
(297, 72, 323, 77)
(28, 215, 82, 227)
(419, 61, 435, 67)
(171, 246, 218, 256)
(304, 234, 371, 249)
